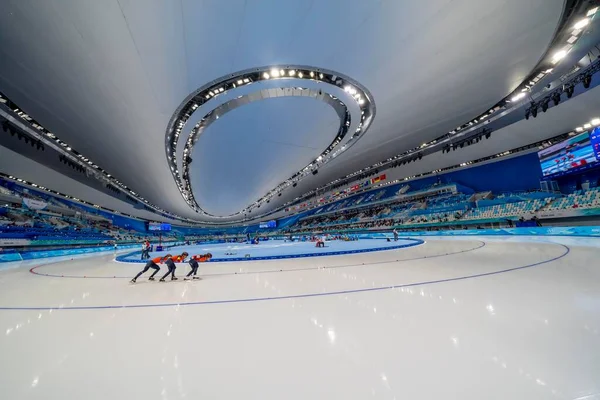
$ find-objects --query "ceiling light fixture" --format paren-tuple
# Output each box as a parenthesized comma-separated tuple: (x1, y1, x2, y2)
(552, 49, 568, 64)
(165, 65, 376, 221)
(574, 18, 590, 29)
(511, 92, 526, 102)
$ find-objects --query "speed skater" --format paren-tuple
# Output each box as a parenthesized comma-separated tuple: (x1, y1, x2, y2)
(130, 254, 172, 283)
(159, 252, 189, 282)
(184, 253, 213, 280)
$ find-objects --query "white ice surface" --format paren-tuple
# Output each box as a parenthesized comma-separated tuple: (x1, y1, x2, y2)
(0, 237, 599, 400)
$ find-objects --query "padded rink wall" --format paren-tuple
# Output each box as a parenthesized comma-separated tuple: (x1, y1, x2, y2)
(0, 244, 140, 263)
(358, 226, 600, 238)
(390, 226, 600, 237)
(0, 242, 184, 263)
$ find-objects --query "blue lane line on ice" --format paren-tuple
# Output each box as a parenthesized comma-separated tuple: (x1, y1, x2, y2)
(0, 242, 570, 311)
(29, 240, 484, 279)
(115, 238, 424, 263)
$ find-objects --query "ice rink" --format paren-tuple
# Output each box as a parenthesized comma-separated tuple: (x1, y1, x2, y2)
(0, 237, 599, 399)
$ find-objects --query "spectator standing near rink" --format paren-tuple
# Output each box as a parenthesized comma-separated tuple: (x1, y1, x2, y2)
(140, 240, 150, 260)
(393, 228, 399, 241)
(184, 253, 213, 280)
(159, 252, 189, 282)
(131, 254, 171, 283)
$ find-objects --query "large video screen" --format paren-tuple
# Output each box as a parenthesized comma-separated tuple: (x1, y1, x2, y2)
(538, 132, 598, 177)
(148, 222, 172, 231)
(259, 220, 276, 229)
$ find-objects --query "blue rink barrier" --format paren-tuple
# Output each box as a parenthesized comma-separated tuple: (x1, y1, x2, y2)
(0, 243, 141, 263)
(390, 226, 600, 237)
(0, 241, 187, 263)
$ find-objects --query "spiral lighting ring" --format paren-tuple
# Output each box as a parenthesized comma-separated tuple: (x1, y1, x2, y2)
(165, 65, 376, 222)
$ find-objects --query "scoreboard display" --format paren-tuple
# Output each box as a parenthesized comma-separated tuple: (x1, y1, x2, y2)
(148, 222, 172, 231)
(538, 131, 598, 177)
(259, 220, 277, 229)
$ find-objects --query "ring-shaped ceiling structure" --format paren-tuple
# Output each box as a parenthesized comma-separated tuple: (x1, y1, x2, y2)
(166, 66, 376, 222)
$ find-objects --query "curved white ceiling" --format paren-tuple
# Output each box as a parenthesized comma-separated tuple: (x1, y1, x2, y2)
(0, 0, 565, 222)
(191, 96, 339, 216)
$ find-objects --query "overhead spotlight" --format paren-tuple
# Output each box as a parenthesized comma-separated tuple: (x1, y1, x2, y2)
(592, 118, 600, 126)
(485, 131, 491, 139)
(525, 108, 531, 120)
(288, 70, 295, 76)
(292, 182, 297, 187)
(551, 92, 561, 106)
(541, 99, 549, 113)
(565, 84, 574, 98)
(418, 153, 422, 160)
(575, 126, 584, 132)
(584, 123, 592, 129)
(263, 72, 270, 79)
(312, 170, 318, 175)
(583, 74, 592, 89)
(530, 103, 538, 118)
(278, 193, 282, 197)
(310, 71, 314, 78)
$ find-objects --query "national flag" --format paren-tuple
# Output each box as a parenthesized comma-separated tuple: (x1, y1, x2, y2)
(370, 174, 387, 185)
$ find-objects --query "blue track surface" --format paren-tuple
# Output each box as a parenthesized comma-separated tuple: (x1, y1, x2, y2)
(117, 238, 423, 263)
